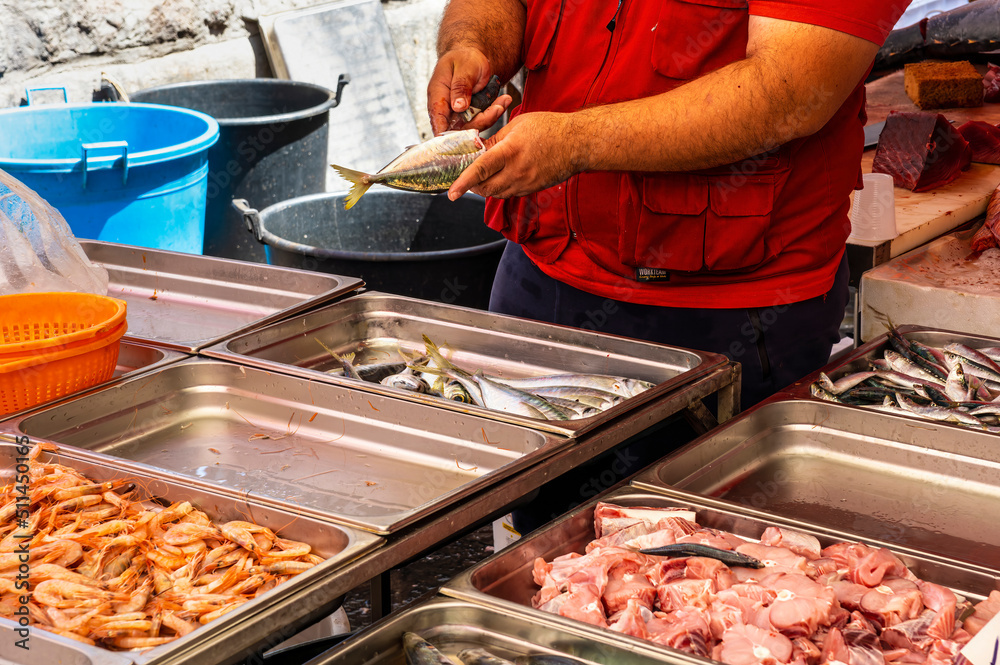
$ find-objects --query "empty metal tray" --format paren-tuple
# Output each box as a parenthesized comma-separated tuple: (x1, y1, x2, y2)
(0, 440, 381, 665)
(312, 595, 697, 665)
(630, 397, 1000, 572)
(442, 487, 998, 664)
(1, 357, 567, 534)
(81, 239, 363, 352)
(201, 291, 726, 437)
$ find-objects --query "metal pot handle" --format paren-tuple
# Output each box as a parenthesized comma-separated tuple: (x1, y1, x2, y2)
(232, 199, 265, 244)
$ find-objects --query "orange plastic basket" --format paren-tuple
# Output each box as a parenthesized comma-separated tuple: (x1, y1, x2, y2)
(0, 292, 128, 415)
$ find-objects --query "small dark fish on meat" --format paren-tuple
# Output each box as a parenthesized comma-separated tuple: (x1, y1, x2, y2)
(872, 111, 971, 192)
(638, 543, 765, 569)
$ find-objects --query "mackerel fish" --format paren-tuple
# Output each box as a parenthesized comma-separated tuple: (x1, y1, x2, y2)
(331, 129, 485, 209)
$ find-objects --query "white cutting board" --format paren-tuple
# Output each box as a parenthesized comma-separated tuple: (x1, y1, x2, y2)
(260, 0, 421, 193)
(860, 225, 1000, 341)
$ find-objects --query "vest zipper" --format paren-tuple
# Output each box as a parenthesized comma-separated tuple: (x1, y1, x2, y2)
(607, 0, 624, 31)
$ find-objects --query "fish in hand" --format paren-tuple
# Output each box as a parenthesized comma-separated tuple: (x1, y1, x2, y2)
(331, 129, 486, 209)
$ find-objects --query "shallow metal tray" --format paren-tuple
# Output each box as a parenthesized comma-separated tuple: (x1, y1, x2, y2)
(312, 595, 696, 665)
(0, 357, 566, 534)
(201, 291, 726, 437)
(0, 440, 381, 665)
(80, 240, 363, 352)
(781, 325, 1000, 435)
(630, 398, 1000, 572)
(0, 620, 133, 665)
(442, 487, 999, 663)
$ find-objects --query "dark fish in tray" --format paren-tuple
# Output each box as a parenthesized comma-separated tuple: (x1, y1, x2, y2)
(809, 326, 1000, 431)
(403, 632, 453, 665)
(638, 543, 765, 568)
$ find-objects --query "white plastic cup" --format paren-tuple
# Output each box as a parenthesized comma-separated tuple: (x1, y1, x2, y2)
(849, 173, 898, 242)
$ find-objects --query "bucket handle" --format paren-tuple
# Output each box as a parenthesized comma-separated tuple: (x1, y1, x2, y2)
(232, 199, 265, 244)
(81, 141, 129, 188)
(25, 87, 69, 105)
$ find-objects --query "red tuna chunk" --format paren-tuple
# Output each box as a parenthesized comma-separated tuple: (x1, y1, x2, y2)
(872, 111, 972, 192)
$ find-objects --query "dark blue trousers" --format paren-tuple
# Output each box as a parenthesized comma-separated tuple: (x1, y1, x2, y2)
(489, 241, 849, 535)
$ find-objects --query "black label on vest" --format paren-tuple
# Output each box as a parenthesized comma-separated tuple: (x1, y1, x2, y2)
(634, 267, 671, 282)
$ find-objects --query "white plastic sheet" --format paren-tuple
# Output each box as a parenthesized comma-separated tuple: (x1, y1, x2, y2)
(0, 168, 108, 296)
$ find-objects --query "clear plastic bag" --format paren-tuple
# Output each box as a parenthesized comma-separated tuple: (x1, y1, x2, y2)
(0, 167, 109, 296)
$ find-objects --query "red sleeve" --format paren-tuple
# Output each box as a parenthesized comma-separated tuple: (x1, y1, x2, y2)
(749, 0, 910, 46)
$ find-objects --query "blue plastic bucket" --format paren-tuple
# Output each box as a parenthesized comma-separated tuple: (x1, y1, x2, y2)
(0, 98, 219, 254)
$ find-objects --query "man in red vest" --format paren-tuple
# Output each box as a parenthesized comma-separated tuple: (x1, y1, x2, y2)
(428, 1, 909, 530)
(429, 0, 908, 406)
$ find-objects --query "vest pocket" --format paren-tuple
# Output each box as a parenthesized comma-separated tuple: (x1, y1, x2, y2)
(651, 0, 749, 80)
(705, 175, 775, 272)
(621, 171, 778, 275)
(625, 174, 709, 273)
(490, 195, 540, 244)
(524, 0, 565, 70)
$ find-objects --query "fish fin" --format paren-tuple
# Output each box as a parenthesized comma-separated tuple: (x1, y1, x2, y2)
(330, 164, 372, 210)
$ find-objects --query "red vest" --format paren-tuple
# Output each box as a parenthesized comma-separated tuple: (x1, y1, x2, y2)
(484, 0, 866, 308)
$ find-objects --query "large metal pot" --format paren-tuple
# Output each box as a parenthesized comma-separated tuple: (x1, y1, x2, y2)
(132, 77, 348, 262)
(234, 191, 506, 310)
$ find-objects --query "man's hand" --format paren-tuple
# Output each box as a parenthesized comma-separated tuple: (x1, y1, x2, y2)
(428, 48, 513, 135)
(448, 112, 585, 200)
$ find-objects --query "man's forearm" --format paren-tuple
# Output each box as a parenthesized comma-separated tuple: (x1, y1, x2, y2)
(570, 17, 879, 174)
(437, 0, 526, 83)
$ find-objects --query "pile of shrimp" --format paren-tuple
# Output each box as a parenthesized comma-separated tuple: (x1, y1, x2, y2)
(0, 443, 324, 651)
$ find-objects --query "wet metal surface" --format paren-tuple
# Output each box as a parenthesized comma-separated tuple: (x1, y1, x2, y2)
(632, 398, 1000, 572)
(203, 291, 726, 437)
(80, 240, 362, 352)
(3, 358, 566, 534)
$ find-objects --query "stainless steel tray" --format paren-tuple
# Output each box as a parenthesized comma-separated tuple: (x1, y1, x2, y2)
(0, 620, 133, 665)
(81, 240, 363, 352)
(0, 357, 567, 534)
(442, 487, 998, 663)
(201, 292, 726, 437)
(630, 398, 1000, 572)
(0, 440, 381, 665)
(781, 325, 1000, 434)
(312, 595, 696, 665)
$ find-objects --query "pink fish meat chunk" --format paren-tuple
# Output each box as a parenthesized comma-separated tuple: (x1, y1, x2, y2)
(872, 111, 972, 192)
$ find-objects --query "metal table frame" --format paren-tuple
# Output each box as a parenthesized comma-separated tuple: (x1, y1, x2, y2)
(199, 362, 740, 665)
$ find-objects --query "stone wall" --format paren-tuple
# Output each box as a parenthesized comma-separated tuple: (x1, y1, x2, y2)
(0, 0, 446, 139)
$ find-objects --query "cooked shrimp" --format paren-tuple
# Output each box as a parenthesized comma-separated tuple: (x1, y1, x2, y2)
(32, 540, 84, 567)
(219, 521, 258, 552)
(32, 579, 117, 608)
(48, 627, 97, 646)
(152, 501, 193, 529)
(110, 636, 177, 649)
(113, 578, 152, 614)
(249, 561, 316, 575)
(162, 522, 219, 545)
(198, 600, 248, 624)
(51, 479, 130, 502)
(145, 549, 188, 571)
(30, 563, 105, 588)
(162, 611, 197, 636)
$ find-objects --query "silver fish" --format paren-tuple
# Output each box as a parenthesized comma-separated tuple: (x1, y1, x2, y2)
(524, 384, 623, 409)
(944, 363, 971, 403)
(444, 379, 474, 403)
(331, 129, 485, 209)
(402, 632, 453, 665)
(474, 373, 570, 420)
(817, 370, 877, 395)
(885, 350, 942, 385)
(894, 393, 985, 427)
(458, 648, 516, 665)
(380, 369, 429, 393)
(488, 373, 654, 399)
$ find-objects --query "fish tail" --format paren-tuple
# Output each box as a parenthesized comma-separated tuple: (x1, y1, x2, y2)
(330, 164, 372, 210)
